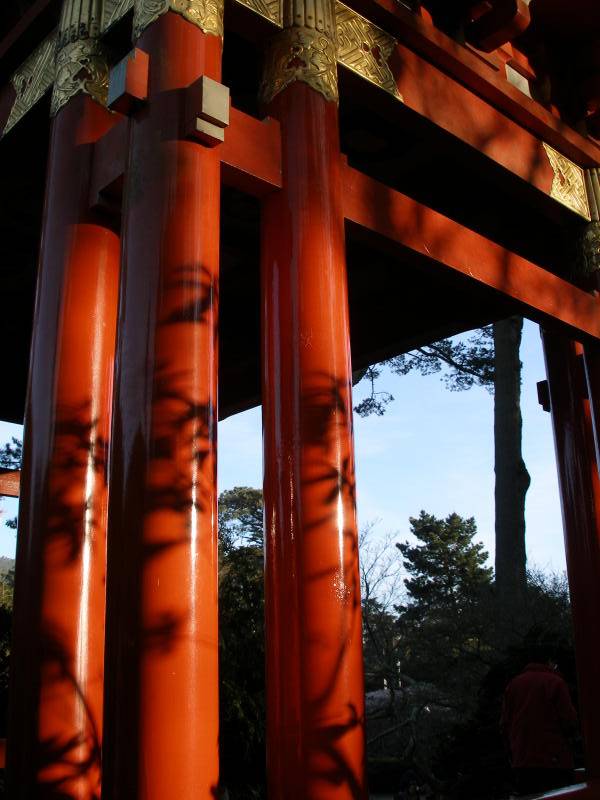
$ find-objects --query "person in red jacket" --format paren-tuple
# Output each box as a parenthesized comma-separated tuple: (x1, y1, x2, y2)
(501, 647, 578, 796)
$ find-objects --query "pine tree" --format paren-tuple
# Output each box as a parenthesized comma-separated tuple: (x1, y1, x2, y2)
(397, 511, 493, 691)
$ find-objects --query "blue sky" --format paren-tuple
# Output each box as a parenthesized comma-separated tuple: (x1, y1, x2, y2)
(0, 319, 566, 574)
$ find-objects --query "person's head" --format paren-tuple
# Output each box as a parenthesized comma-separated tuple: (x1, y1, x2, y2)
(526, 642, 558, 669)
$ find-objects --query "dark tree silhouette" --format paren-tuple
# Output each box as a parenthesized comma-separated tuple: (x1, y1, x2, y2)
(356, 318, 530, 607)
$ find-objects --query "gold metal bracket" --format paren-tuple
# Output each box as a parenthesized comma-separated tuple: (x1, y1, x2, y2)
(260, 26, 338, 105)
(52, 38, 109, 116)
(543, 143, 591, 221)
(185, 75, 230, 145)
(133, 0, 224, 41)
(2, 33, 57, 137)
(336, 2, 401, 100)
(231, 0, 282, 28)
(50, 0, 109, 116)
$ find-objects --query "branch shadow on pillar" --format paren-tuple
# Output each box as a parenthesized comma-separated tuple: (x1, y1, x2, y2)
(37, 628, 102, 800)
(277, 370, 365, 796)
(104, 260, 219, 796)
(35, 401, 107, 798)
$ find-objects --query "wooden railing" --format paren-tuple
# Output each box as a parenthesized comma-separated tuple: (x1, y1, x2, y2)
(0, 469, 19, 498)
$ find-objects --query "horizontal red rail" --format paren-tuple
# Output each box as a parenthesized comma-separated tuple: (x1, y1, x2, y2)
(0, 469, 20, 498)
(342, 162, 600, 341)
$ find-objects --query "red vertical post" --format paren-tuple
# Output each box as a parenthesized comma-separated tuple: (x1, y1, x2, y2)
(260, 3, 367, 796)
(6, 6, 119, 796)
(103, 8, 222, 798)
(543, 331, 600, 785)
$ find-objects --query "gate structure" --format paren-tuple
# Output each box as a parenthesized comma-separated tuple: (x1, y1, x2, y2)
(0, 0, 600, 797)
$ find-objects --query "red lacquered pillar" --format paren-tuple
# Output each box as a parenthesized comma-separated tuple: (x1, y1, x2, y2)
(102, 7, 222, 798)
(6, 7, 120, 797)
(543, 332, 600, 783)
(260, 4, 367, 797)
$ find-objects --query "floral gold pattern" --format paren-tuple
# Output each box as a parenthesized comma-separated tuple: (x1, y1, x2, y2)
(335, 1, 401, 99)
(133, 0, 224, 40)
(260, 25, 337, 104)
(543, 143, 591, 221)
(51, 39, 109, 116)
(3, 33, 57, 136)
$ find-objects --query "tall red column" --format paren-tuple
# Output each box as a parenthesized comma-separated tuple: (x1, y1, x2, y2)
(261, 4, 367, 796)
(6, 7, 120, 796)
(542, 332, 600, 785)
(102, 9, 222, 798)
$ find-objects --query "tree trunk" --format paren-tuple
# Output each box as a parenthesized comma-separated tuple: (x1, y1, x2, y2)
(493, 317, 530, 608)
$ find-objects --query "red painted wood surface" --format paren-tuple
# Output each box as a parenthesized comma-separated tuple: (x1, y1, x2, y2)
(543, 334, 600, 784)
(6, 94, 120, 799)
(103, 13, 221, 799)
(262, 82, 367, 799)
(343, 163, 600, 340)
(220, 108, 282, 195)
(0, 469, 19, 498)
(342, 0, 600, 166)
(387, 43, 560, 195)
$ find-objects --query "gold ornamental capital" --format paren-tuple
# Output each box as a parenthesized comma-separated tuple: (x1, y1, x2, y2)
(51, 0, 109, 115)
(260, 0, 338, 105)
(133, 0, 224, 42)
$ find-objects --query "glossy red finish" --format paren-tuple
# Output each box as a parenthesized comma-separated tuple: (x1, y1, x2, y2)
(542, 333, 600, 783)
(342, 0, 600, 165)
(342, 164, 600, 341)
(103, 13, 221, 799)
(6, 94, 120, 799)
(261, 82, 367, 799)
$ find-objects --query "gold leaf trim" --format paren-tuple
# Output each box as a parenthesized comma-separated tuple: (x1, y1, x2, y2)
(335, 2, 401, 100)
(284, 0, 334, 33)
(57, 0, 102, 48)
(102, 0, 135, 31)
(232, 0, 282, 28)
(133, 0, 224, 40)
(543, 143, 591, 221)
(260, 26, 338, 104)
(51, 38, 109, 116)
(3, 33, 57, 137)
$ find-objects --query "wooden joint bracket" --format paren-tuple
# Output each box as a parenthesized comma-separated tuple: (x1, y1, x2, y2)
(185, 76, 230, 147)
(89, 116, 129, 213)
(108, 48, 150, 114)
(465, 0, 531, 54)
(537, 380, 550, 413)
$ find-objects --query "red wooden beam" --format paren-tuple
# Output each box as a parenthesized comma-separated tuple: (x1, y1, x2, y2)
(220, 107, 282, 195)
(342, 0, 600, 167)
(0, 469, 20, 498)
(89, 105, 282, 204)
(342, 162, 600, 340)
(386, 42, 564, 203)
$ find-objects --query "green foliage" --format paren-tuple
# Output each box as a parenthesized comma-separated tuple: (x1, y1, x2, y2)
(399, 511, 493, 610)
(354, 366, 394, 417)
(218, 486, 264, 552)
(362, 512, 576, 799)
(387, 328, 495, 393)
(0, 437, 22, 531)
(397, 512, 493, 697)
(0, 569, 14, 611)
(218, 487, 266, 798)
(0, 604, 11, 739)
(0, 437, 22, 469)
(362, 597, 399, 693)
(354, 328, 494, 418)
